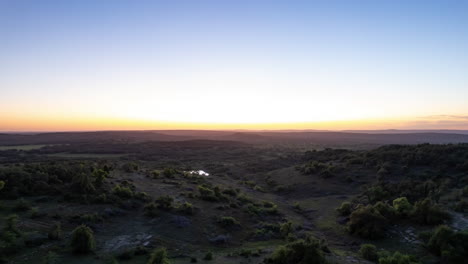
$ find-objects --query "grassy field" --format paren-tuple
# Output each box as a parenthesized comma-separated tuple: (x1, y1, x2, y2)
(0, 144, 47, 150)
(46, 153, 127, 158)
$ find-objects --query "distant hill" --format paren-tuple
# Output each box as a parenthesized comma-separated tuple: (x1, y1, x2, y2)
(2, 130, 468, 146)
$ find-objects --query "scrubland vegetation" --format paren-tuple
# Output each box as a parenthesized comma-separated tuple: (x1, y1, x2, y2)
(0, 139, 467, 263)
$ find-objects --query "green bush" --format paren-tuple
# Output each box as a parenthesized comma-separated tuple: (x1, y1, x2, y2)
(378, 251, 419, 264)
(147, 248, 170, 264)
(348, 205, 387, 239)
(462, 186, 468, 197)
(162, 168, 177, 178)
(336, 202, 352, 216)
(122, 162, 138, 173)
(13, 198, 32, 211)
(155, 195, 174, 210)
(392, 197, 412, 217)
(218, 216, 240, 228)
(373, 201, 396, 220)
(426, 225, 468, 263)
(4, 214, 21, 235)
(197, 185, 218, 201)
(177, 202, 194, 215)
(73, 173, 96, 194)
(48, 222, 62, 240)
(411, 199, 450, 225)
(112, 184, 133, 199)
(264, 237, 328, 264)
(365, 186, 389, 203)
(203, 251, 213, 260)
(42, 251, 59, 264)
(93, 168, 108, 188)
(143, 202, 158, 217)
(70, 225, 96, 254)
(359, 244, 378, 262)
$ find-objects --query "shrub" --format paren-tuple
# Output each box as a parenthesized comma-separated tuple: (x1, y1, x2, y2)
(392, 197, 412, 217)
(359, 244, 378, 262)
(143, 202, 158, 217)
(197, 185, 217, 201)
(411, 199, 450, 225)
(155, 195, 174, 210)
(48, 222, 62, 240)
(365, 186, 389, 204)
(13, 198, 32, 211)
(73, 173, 95, 194)
(203, 251, 213, 260)
(122, 162, 138, 173)
(162, 168, 177, 178)
(222, 187, 237, 196)
(135, 192, 151, 202)
(378, 251, 419, 264)
(348, 205, 387, 239)
(373, 202, 396, 220)
(4, 214, 21, 235)
(218, 216, 240, 228)
(462, 186, 468, 197)
(93, 169, 108, 188)
(112, 184, 133, 199)
(264, 237, 328, 264)
(177, 202, 194, 215)
(0, 230, 23, 255)
(336, 202, 352, 216)
(70, 225, 96, 254)
(426, 225, 468, 262)
(455, 200, 468, 213)
(147, 248, 170, 264)
(43, 251, 59, 264)
(279, 221, 294, 238)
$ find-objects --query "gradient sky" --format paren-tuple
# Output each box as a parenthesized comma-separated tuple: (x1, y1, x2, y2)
(1, 0, 468, 131)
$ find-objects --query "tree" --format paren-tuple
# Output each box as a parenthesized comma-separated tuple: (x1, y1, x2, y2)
(93, 169, 108, 188)
(73, 173, 95, 194)
(336, 202, 352, 216)
(264, 237, 328, 264)
(147, 248, 170, 264)
(359, 244, 378, 262)
(425, 225, 468, 263)
(70, 225, 95, 254)
(348, 205, 387, 239)
(48, 222, 62, 240)
(392, 197, 412, 217)
(378, 251, 419, 264)
(411, 199, 450, 225)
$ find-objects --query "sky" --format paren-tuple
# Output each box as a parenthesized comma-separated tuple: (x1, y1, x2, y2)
(1, 0, 468, 131)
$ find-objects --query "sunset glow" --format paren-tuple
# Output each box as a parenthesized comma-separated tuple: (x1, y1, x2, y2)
(1, 0, 468, 131)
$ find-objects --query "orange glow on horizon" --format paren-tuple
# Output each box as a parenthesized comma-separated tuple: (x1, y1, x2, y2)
(2, 114, 468, 132)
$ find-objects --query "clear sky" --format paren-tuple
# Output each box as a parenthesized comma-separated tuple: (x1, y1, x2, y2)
(1, 0, 468, 131)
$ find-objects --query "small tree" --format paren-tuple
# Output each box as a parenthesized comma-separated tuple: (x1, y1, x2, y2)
(264, 237, 327, 264)
(203, 252, 213, 260)
(359, 244, 378, 262)
(393, 197, 412, 217)
(93, 169, 108, 188)
(70, 225, 95, 254)
(73, 173, 95, 194)
(348, 205, 387, 239)
(336, 202, 352, 216)
(411, 198, 450, 225)
(48, 222, 62, 240)
(147, 248, 170, 264)
(378, 251, 418, 264)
